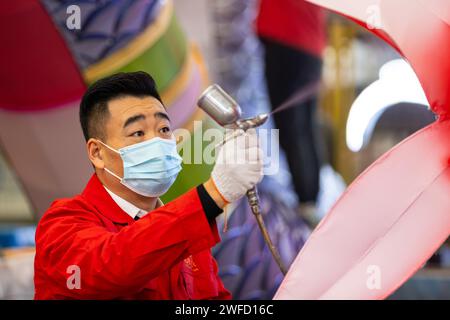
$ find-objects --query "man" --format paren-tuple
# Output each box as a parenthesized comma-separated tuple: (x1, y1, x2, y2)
(34, 71, 263, 299)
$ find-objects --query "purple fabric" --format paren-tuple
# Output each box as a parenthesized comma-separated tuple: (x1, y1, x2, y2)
(40, 0, 163, 69)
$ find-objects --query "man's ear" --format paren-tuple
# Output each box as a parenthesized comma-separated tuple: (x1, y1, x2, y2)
(87, 138, 105, 170)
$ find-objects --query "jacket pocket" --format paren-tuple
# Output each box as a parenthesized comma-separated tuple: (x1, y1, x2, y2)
(180, 253, 218, 300)
(181, 269, 219, 300)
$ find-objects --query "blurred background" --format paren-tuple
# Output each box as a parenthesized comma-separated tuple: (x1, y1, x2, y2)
(0, 0, 449, 299)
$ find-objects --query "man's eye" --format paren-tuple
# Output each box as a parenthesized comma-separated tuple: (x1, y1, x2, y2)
(131, 131, 145, 137)
(160, 126, 171, 134)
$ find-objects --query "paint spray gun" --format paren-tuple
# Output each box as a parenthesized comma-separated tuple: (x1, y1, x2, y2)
(197, 84, 287, 275)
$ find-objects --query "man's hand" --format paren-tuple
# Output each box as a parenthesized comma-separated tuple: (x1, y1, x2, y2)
(204, 129, 264, 207)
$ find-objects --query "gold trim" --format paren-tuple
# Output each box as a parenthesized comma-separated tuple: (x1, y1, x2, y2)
(181, 44, 210, 133)
(160, 52, 193, 106)
(191, 43, 210, 86)
(83, 0, 174, 83)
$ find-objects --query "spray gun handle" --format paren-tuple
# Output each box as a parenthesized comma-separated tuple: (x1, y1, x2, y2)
(196, 84, 286, 273)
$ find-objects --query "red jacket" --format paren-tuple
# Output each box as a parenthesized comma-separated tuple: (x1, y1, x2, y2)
(34, 174, 231, 300)
(256, 0, 326, 57)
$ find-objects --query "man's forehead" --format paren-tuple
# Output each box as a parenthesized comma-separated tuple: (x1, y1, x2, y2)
(108, 96, 165, 120)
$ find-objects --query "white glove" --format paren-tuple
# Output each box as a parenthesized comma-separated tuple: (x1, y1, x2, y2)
(211, 128, 264, 203)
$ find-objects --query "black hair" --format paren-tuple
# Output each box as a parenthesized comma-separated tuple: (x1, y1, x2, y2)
(79, 71, 163, 141)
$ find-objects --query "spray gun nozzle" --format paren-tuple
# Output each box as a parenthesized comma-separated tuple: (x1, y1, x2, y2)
(236, 113, 269, 131)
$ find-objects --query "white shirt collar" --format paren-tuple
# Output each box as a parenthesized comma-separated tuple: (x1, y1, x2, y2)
(104, 186, 163, 219)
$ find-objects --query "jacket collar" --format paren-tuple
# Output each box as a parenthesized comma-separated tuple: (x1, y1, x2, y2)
(104, 186, 147, 220)
(103, 186, 163, 220)
(81, 174, 165, 224)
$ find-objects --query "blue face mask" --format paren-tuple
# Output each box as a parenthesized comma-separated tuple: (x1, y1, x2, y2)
(99, 137, 182, 197)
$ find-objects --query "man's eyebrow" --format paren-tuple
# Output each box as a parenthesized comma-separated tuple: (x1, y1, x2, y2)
(123, 114, 146, 129)
(154, 111, 171, 123)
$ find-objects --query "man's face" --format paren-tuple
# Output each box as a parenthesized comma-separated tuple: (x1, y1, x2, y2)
(88, 95, 173, 193)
